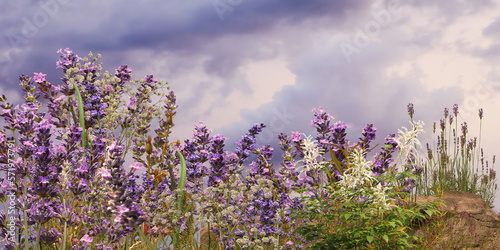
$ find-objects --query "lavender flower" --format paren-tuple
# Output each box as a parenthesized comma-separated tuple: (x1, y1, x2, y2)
(372, 134, 398, 175)
(311, 107, 335, 149)
(33, 72, 47, 83)
(56, 48, 81, 71)
(407, 103, 414, 119)
(39, 228, 62, 245)
(453, 104, 459, 117)
(359, 124, 377, 152)
(104, 141, 146, 240)
(182, 122, 212, 188)
(208, 134, 232, 187)
(82, 82, 107, 128)
(332, 121, 349, 146)
(311, 107, 333, 135)
(115, 65, 132, 83)
(28, 201, 60, 225)
(235, 123, 266, 164)
(277, 133, 301, 189)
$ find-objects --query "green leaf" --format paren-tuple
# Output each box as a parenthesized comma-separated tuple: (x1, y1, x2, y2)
(176, 150, 187, 191)
(343, 213, 352, 220)
(366, 235, 374, 244)
(173, 150, 187, 245)
(382, 234, 389, 243)
(73, 82, 87, 149)
(424, 209, 434, 216)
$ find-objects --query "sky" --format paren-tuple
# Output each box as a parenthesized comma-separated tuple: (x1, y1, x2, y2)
(1, 0, 500, 209)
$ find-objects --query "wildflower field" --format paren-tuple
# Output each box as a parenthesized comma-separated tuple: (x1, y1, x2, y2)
(0, 49, 497, 249)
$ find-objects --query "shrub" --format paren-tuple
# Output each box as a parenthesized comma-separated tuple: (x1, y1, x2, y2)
(291, 117, 440, 249)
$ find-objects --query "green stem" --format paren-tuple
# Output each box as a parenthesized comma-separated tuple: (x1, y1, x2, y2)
(22, 181, 29, 249)
(61, 197, 68, 250)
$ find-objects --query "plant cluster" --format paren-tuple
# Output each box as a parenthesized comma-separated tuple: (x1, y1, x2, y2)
(0, 49, 494, 249)
(410, 103, 497, 207)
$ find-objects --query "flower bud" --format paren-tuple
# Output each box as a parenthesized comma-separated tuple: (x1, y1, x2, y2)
(146, 136, 153, 155)
(167, 111, 174, 126)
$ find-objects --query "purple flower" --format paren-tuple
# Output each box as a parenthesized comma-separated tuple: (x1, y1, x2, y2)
(332, 121, 348, 145)
(372, 134, 398, 175)
(182, 123, 213, 187)
(103, 140, 147, 236)
(235, 123, 266, 164)
(39, 228, 61, 245)
(311, 108, 350, 164)
(249, 144, 274, 179)
(311, 107, 333, 135)
(115, 65, 132, 83)
(28, 201, 60, 225)
(453, 104, 459, 117)
(359, 124, 376, 152)
(461, 122, 468, 136)
(56, 48, 81, 71)
(143, 75, 157, 85)
(290, 131, 302, 142)
(278, 133, 300, 185)
(444, 107, 449, 118)
(407, 103, 414, 119)
(208, 134, 233, 187)
(127, 96, 137, 111)
(81, 80, 107, 128)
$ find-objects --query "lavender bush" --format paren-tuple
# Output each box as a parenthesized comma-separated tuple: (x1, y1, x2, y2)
(0, 49, 491, 249)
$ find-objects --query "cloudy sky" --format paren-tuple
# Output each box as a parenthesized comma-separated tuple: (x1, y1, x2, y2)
(2, 0, 500, 208)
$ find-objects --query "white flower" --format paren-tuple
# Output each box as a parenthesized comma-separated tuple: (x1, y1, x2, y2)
(371, 183, 395, 210)
(338, 148, 375, 190)
(297, 135, 324, 172)
(394, 120, 425, 159)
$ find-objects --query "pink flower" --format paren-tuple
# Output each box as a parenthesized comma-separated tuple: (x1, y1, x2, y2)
(98, 168, 111, 178)
(33, 72, 47, 83)
(116, 205, 130, 214)
(114, 215, 124, 223)
(290, 131, 302, 142)
(130, 162, 144, 170)
(80, 234, 93, 243)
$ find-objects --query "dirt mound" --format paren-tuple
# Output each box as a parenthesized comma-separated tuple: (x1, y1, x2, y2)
(412, 191, 500, 249)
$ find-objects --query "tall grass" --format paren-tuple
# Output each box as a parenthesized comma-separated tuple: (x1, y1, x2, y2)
(412, 104, 497, 207)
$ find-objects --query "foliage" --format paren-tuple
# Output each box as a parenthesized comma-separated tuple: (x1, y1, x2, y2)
(292, 121, 440, 249)
(0, 49, 495, 249)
